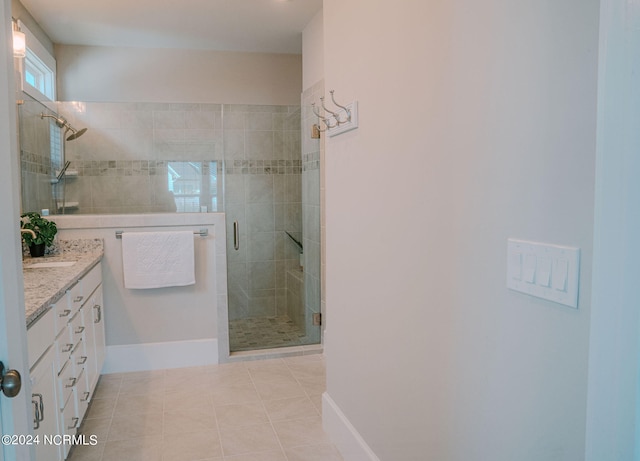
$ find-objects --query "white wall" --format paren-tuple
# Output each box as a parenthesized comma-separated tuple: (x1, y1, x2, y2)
(50, 213, 229, 368)
(11, 0, 54, 56)
(302, 10, 324, 90)
(323, 1, 598, 460)
(55, 45, 302, 104)
(585, 0, 640, 458)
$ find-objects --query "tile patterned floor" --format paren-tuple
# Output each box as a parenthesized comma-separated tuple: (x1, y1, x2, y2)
(229, 317, 309, 352)
(67, 355, 343, 461)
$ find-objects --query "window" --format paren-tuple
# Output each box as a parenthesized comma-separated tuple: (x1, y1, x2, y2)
(167, 161, 218, 212)
(18, 21, 56, 101)
(24, 49, 55, 100)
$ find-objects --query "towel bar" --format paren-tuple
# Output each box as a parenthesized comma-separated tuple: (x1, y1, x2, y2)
(115, 229, 208, 239)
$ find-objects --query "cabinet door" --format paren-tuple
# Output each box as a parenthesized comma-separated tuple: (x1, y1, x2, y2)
(90, 286, 106, 386)
(80, 303, 97, 394)
(30, 347, 61, 461)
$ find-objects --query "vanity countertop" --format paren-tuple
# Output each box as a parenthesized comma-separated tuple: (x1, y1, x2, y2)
(23, 239, 104, 328)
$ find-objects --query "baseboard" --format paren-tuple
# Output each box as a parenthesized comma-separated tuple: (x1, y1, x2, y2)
(102, 338, 218, 373)
(322, 392, 381, 461)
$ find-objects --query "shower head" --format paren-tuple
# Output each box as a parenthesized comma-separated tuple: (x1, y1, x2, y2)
(40, 113, 87, 141)
(65, 126, 87, 141)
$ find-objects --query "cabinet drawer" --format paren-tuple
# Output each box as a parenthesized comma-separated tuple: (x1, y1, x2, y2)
(82, 264, 102, 299)
(55, 334, 74, 374)
(76, 366, 90, 421)
(54, 282, 79, 334)
(27, 308, 54, 369)
(57, 359, 75, 409)
(62, 403, 79, 434)
(59, 389, 77, 459)
(67, 282, 85, 316)
(69, 310, 85, 345)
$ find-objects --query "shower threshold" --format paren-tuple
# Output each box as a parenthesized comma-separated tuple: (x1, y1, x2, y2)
(228, 343, 323, 362)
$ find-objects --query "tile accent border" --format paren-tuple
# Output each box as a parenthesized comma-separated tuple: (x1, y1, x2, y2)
(303, 152, 320, 171)
(65, 158, 301, 177)
(21, 150, 52, 175)
(225, 159, 302, 175)
(67, 159, 223, 177)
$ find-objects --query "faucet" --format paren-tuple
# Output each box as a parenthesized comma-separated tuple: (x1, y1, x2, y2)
(21, 229, 36, 239)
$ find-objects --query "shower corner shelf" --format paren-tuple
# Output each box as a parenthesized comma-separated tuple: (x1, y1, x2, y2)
(51, 170, 78, 183)
(57, 201, 79, 210)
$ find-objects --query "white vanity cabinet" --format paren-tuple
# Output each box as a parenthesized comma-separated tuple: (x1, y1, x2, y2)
(27, 262, 105, 461)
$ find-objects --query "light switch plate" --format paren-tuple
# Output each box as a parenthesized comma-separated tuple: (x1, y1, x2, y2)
(507, 238, 580, 308)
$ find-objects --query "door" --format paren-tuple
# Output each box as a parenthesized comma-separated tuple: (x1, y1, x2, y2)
(0, 0, 34, 459)
(222, 103, 322, 353)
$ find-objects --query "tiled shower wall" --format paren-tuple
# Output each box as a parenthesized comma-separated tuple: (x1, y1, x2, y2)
(58, 101, 223, 214)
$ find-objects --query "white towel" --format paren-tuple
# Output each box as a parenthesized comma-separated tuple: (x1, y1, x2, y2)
(122, 231, 195, 289)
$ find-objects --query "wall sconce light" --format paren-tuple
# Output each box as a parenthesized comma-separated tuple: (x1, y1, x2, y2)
(12, 19, 25, 58)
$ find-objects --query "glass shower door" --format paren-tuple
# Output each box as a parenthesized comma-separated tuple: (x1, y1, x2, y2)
(223, 103, 320, 352)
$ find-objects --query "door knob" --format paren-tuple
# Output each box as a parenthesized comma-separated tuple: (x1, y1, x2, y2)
(0, 361, 21, 398)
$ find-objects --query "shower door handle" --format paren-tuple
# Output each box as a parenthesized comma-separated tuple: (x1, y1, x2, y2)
(233, 221, 239, 251)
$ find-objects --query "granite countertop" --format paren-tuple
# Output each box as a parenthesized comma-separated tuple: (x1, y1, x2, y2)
(23, 239, 104, 328)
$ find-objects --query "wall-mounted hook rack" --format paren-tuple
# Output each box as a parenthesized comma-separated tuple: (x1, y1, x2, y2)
(310, 90, 359, 138)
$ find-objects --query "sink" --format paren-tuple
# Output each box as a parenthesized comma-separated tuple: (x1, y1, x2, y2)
(27, 261, 77, 269)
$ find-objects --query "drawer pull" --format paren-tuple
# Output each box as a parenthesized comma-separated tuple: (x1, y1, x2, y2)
(68, 417, 79, 430)
(94, 304, 102, 323)
(32, 400, 40, 430)
(75, 326, 85, 334)
(61, 343, 73, 353)
(59, 309, 71, 318)
(32, 393, 43, 429)
(233, 220, 240, 250)
(37, 394, 44, 421)
(81, 391, 90, 402)
(73, 295, 84, 303)
(77, 356, 88, 365)
(65, 377, 77, 388)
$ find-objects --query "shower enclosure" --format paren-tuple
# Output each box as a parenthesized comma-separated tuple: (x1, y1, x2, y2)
(222, 104, 321, 352)
(18, 98, 322, 353)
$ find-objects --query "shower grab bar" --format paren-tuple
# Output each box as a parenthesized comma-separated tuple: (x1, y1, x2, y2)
(233, 221, 239, 251)
(284, 231, 303, 253)
(115, 229, 208, 239)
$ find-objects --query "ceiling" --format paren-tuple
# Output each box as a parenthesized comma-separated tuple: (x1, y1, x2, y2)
(19, 0, 323, 54)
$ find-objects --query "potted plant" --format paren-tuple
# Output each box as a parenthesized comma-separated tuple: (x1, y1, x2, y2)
(20, 212, 57, 257)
